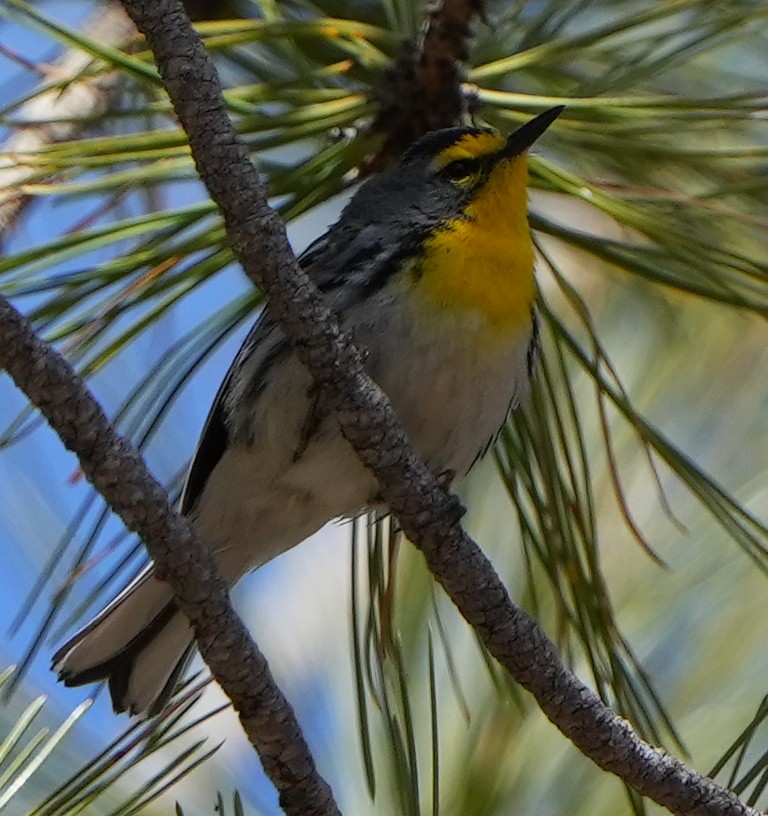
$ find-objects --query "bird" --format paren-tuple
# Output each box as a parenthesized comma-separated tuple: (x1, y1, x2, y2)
(53, 106, 563, 716)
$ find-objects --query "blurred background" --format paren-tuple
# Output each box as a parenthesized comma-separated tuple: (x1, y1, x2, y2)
(0, 1, 766, 814)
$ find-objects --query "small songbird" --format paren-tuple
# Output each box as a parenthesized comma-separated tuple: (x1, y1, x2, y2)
(53, 107, 563, 715)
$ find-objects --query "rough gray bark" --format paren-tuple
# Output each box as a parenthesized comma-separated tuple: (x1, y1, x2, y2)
(100, 1, 758, 815)
(0, 295, 341, 816)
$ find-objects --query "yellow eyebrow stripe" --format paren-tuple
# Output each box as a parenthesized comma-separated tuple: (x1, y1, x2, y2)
(434, 131, 506, 168)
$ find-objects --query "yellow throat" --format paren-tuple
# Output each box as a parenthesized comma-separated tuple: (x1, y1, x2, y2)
(416, 135, 535, 333)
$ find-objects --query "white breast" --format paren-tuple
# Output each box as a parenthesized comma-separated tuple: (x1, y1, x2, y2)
(192, 291, 533, 580)
(359, 292, 533, 478)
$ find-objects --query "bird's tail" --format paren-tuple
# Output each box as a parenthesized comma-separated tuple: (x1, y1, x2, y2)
(52, 569, 195, 716)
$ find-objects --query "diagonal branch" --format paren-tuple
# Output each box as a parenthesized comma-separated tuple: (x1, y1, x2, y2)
(106, 1, 758, 815)
(0, 294, 340, 816)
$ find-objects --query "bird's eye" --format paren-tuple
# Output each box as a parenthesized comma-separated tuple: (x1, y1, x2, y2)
(444, 159, 476, 181)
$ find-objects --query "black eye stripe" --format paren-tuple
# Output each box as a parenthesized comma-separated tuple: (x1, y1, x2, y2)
(444, 158, 479, 179)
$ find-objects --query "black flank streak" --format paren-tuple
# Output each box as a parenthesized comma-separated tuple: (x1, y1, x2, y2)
(293, 386, 329, 462)
(527, 309, 540, 378)
(240, 340, 291, 409)
(181, 399, 228, 515)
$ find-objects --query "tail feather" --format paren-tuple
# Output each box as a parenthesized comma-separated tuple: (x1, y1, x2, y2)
(107, 610, 195, 715)
(52, 484, 332, 715)
(53, 569, 195, 715)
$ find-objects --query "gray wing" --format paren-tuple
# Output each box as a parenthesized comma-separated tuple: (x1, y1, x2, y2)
(179, 223, 410, 515)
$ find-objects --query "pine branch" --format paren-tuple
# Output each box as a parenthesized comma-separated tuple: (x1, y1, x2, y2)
(0, 2, 136, 239)
(101, 1, 759, 814)
(0, 0, 245, 242)
(0, 294, 340, 816)
(369, 0, 484, 170)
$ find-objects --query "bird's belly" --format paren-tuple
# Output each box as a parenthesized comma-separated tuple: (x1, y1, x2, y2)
(194, 303, 533, 578)
(370, 307, 533, 477)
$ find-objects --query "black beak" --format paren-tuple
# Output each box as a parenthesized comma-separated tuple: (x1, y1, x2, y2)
(501, 105, 564, 159)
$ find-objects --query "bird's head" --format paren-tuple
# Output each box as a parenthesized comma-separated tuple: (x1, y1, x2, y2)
(344, 106, 564, 241)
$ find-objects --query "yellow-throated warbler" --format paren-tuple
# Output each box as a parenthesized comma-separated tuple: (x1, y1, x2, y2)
(53, 107, 563, 715)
